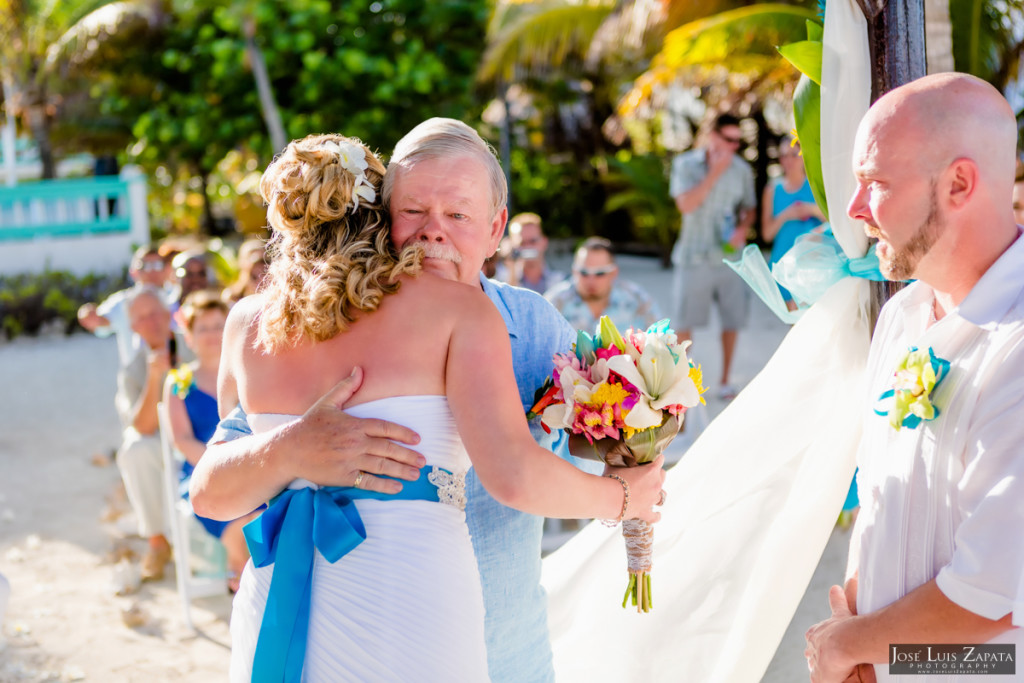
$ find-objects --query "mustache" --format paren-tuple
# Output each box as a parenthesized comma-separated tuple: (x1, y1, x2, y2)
(408, 241, 463, 264)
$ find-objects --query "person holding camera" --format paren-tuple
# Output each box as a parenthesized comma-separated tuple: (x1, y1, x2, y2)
(496, 212, 565, 294)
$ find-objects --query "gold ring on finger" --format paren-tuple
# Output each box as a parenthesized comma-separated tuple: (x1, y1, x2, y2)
(353, 471, 365, 489)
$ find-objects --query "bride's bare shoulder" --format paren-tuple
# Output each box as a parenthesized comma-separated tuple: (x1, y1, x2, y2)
(397, 273, 493, 310)
(223, 294, 264, 346)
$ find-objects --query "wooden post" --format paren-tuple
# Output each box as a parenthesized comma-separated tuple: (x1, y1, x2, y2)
(855, 0, 926, 322)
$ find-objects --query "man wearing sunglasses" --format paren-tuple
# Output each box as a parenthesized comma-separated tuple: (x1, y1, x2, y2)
(77, 245, 173, 366)
(670, 113, 756, 401)
(545, 237, 659, 333)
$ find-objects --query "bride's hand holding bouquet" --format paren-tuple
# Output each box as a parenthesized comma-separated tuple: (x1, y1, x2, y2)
(530, 317, 706, 612)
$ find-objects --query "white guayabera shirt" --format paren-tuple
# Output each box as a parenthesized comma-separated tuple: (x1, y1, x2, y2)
(854, 230, 1024, 683)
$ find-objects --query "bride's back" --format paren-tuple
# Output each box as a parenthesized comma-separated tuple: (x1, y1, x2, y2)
(230, 273, 489, 416)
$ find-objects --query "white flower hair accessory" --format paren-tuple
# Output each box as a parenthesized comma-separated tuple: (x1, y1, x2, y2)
(323, 139, 377, 211)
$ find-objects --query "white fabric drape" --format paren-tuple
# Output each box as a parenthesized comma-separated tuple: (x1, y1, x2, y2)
(543, 3, 875, 681)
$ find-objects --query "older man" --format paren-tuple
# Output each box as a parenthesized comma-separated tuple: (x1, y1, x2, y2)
(804, 73, 1023, 683)
(191, 119, 591, 682)
(116, 286, 192, 581)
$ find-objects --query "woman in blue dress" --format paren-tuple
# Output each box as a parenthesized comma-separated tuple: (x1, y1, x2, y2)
(761, 137, 825, 311)
(163, 289, 258, 590)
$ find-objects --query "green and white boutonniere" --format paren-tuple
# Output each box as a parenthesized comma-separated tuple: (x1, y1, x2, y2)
(874, 346, 950, 430)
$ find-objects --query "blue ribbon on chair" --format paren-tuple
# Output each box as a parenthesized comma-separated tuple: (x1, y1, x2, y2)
(725, 230, 887, 324)
(245, 469, 443, 683)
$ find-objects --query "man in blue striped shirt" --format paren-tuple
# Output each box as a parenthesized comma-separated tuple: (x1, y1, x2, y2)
(200, 118, 592, 682)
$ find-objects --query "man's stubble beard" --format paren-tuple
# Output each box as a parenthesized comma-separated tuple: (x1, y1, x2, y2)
(880, 186, 944, 281)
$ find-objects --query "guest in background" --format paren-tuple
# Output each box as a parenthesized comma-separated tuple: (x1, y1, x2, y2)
(761, 137, 825, 311)
(116, 287, 192, 582)
(224, 239, 268, 303)
(163, 290, 256, 591)
(496, 212, 565, 293)
(670, 113, 756, 400)
(170, 249, 212, 312)
(77, 246, 172, 366)
(545, 237, 659, 332)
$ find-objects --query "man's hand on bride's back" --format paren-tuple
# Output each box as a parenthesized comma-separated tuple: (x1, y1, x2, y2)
(290, 369, 426, 494)
(612, 454, 667, 524)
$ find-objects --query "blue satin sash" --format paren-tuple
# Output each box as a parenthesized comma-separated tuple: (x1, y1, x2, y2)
(244, 469, 444, 683)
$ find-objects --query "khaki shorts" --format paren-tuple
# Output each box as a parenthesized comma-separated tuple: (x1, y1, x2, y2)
(673, 260, 750, 330)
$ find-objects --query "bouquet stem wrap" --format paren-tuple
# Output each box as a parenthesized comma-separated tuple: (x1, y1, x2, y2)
(568, 413, 683, 613)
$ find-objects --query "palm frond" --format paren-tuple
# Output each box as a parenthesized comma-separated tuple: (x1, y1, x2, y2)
(477, 0, 616, 83)
(619, 4, 818, 116)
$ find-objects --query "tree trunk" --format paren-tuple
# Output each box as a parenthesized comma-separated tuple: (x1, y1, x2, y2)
(198, 170, 216, 235)
(244, 16, 287, 156)
(858, 0, 927, 103)
(24, 104, 56, 180)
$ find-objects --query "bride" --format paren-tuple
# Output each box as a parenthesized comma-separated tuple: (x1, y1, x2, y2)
(210, 134, 665, 682)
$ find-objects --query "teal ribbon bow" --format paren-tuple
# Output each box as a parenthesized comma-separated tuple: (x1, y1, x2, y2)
(245, 469, 444, 683)
(873, 346, 950, 430)
(725, 230, 886, 324)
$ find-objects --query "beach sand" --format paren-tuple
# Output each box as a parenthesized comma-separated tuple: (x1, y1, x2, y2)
(0, 257, 848, 681)
(0, 334, 232, 682)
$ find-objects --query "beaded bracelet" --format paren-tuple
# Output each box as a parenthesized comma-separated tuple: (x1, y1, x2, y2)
(601, 473, 630, 527)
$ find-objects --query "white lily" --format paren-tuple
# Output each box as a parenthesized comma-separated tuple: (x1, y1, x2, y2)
(541, 365, 593, 430)
(607, 335, 700, 430)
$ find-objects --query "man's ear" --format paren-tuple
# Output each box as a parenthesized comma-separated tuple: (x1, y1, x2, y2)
(489, 206, 508, 252)
(946, 158, 978, 209)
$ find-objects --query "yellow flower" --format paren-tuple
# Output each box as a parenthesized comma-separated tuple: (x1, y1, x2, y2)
(589, 381, 631, 408)
(688, 364, 708, 405)
(168, 364, 193, 399)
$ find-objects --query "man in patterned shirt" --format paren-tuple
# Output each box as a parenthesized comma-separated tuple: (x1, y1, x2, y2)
(545, 237, 660, 333)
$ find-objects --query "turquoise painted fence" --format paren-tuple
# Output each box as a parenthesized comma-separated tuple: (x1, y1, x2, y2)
(0, 177, 131, 241)
(0, 168, 149, 275)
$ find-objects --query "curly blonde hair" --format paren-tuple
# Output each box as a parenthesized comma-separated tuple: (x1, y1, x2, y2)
(256, 134, 421, 351)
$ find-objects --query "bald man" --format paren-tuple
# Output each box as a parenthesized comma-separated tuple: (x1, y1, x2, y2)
(804, 73, 1023, 683)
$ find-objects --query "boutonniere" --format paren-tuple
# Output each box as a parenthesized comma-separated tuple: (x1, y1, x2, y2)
(168, 364, 193, 399)
(874, 346, 950, 430)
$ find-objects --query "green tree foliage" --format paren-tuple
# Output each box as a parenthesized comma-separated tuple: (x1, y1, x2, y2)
(94, 0, 488, 232)
(0, 0, 164, 177)
(948, 0, 1024, 88)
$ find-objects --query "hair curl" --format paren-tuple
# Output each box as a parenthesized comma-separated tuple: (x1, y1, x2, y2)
(256, 134, 421, 352)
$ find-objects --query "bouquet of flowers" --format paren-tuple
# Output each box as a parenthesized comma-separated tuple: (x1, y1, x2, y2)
(529, 316, 706, 612)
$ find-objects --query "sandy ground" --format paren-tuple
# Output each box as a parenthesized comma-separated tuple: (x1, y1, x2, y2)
(0, 254, 850, 682)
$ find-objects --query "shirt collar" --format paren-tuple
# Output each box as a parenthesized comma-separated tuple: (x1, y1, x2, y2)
(479, 272, 519, 338)
(954, 228, 1024, 330)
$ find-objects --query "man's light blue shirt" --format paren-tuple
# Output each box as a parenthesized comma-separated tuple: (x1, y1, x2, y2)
(210, 273, 582, 682)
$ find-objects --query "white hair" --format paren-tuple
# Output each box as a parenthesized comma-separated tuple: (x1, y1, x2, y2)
(383, 118, 507, 218)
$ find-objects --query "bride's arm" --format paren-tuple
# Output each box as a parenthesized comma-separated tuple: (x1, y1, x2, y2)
(190, 301, 424, 520)
(447, 293, 665, 522)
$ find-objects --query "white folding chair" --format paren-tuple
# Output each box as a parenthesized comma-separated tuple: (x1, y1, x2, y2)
(157, 402, 228, 631)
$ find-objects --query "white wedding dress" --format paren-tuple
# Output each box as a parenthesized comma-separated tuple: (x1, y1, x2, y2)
(229, 395, 490, 682)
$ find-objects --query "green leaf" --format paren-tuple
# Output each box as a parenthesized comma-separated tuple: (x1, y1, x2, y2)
(792, 73, 828, 221)
(806, 19, 823, 42)
(777, 40, 821, 85)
